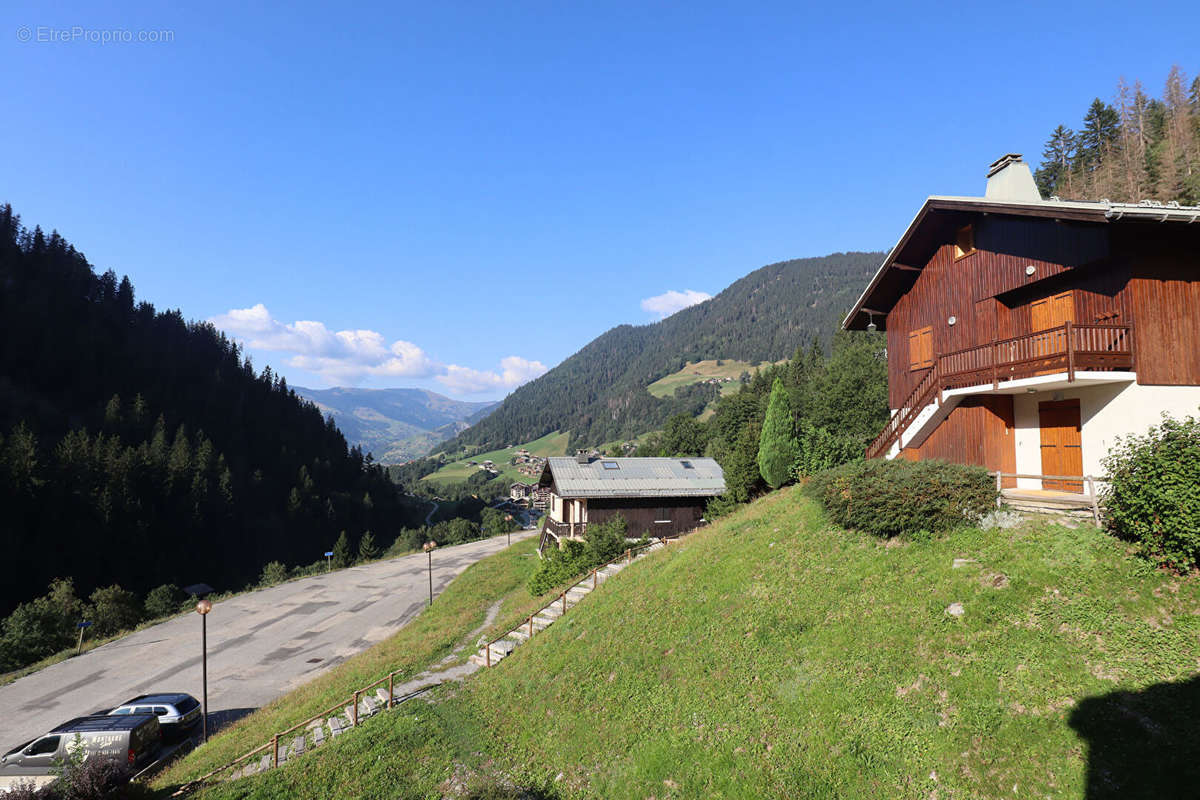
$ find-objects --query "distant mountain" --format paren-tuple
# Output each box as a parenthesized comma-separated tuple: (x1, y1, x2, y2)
(439, 251, 884, 452)
(295, 386, 498, 463)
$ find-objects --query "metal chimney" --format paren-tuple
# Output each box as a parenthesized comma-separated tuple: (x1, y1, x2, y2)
(985, 153, 1042, 202)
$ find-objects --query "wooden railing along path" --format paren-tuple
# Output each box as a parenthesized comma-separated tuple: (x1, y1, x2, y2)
(867, 324, 1132, 459)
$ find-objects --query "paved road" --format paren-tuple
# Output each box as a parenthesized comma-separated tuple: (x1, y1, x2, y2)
(0, 532, 535, 753)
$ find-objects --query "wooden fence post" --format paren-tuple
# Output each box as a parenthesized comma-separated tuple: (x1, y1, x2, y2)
(486, 640, 491, 667)
(272, 735, 279, 768)
(352, 691, 359, 727)
(592, 568, 597, 589)
(388, 672, 394, 709)
(561, 591, 567, 614)
(1066, 320, 1075, 382)
(1086, 476, 1101, 526)
(626, 548, 632, 564)
(529, 615, 534, 638)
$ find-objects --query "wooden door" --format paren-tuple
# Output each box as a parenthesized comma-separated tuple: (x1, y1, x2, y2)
(1030, 291, 1074, 360)
(1039, 399, 1083, 492)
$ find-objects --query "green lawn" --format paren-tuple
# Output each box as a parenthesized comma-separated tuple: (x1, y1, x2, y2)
(646, 359, 773, 399)
(422, 431, 570, 486)
(187, 486, 1200, 799)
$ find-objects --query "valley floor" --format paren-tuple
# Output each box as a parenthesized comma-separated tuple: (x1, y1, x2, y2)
(171, 488, 1200, 799)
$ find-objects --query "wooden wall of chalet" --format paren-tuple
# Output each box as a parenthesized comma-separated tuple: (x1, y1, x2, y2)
(586, 497, 707, 538)
(1119, 226, 1200, 385)
(886, 215, 1200, 408)
(899, 396, 1016, 485)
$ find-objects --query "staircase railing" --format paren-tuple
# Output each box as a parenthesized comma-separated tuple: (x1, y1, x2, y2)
(866, 324, 1133, 460)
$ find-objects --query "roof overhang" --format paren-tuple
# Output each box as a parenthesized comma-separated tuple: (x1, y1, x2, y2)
(843, 196, 1200, 331)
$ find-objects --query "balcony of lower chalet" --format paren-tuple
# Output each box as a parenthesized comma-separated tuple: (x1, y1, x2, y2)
(539, 517, 588, 552)
(867, 323, 1134, 460)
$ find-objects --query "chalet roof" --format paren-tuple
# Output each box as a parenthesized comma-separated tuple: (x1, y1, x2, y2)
(541, 457, 725, 499)
(843, 195, 1200, 331)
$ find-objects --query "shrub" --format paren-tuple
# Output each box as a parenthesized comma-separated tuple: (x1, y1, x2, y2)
(258, 561, 289, 587)
(792, 421, 864, 479)
(1101, 412, 1200, 570)
(143, 584, 186, 619)
(331, 531, 353, 568)
(807, 459, 996, 538)
(87, 585, 142, 637)
(527, 515, 632, 596)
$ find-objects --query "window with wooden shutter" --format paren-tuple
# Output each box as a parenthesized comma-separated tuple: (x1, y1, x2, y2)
(908, 326, 933, 371)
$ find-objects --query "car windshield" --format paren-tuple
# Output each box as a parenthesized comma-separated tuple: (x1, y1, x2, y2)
(111, 707, 133, 714)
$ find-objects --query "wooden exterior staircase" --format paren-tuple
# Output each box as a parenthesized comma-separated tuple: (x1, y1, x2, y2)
(866, 323, 1133, 460)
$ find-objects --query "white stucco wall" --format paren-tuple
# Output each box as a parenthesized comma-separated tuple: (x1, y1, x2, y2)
(1012, 382, 1200, 488)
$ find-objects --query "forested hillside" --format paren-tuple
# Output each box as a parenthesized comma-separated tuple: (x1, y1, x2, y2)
(439, 251, 882, 452)
(0, 205, 423, 618)
(1035, 65, 1200, 204)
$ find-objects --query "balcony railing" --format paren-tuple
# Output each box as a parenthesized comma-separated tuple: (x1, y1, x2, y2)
(866, 323, 1133, 460)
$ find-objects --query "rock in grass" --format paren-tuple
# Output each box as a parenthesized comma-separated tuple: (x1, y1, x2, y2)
(945, 602, 965, 617)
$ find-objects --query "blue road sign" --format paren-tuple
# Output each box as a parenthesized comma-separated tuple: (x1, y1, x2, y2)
(77, 621, 92, 628)
(324, 551, 333, 557)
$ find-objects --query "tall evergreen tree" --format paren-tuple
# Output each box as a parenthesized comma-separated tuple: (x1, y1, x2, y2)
(331, 530, 353, 568)
(756, 378, 799, 489)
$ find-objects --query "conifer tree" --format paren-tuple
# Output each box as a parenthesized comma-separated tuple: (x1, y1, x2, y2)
(757, 378, 799, 489)
(331, 530, 352, 568)
(358, 530, 378, 561)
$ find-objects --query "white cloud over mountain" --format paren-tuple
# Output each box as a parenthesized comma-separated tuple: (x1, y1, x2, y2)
(640, 289, 712, 318)
(210, 303, 546, 394)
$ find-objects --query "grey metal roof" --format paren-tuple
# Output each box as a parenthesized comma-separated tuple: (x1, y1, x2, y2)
(544, 457, 726, 499)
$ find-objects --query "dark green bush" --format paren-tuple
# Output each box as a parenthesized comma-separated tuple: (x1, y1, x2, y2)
(807, 458, 996, 538)
(87, 585, 142, 637)
(528, 515, 631, 596)
(143, 584, 186, 619)
(1101, 412, 1200, 570)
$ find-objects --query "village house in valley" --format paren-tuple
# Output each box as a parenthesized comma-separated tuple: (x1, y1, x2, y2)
(537, 455, 725, 553)
(845, 153, 1200, 498)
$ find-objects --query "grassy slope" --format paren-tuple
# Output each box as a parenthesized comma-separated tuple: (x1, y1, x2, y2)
(190, 488, 1200, 799)
(154, 537, 545, 792)
(645, 359, 761, 399)
(422, 431, 570, 485)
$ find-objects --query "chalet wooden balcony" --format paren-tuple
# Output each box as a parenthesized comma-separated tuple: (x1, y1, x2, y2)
(866, 323, 1133, 460)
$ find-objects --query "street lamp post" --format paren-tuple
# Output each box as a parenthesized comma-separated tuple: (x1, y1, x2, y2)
(195, 598, 213, 743)
(422, 541, 438, 606)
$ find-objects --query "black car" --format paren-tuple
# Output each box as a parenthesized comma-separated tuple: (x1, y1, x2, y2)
(108, 693, 201, 741)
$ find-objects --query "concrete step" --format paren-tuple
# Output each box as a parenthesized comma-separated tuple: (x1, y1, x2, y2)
(509, 627, 532, 642)
(313, 727, 325, 747)
(328, 717, 345, 736)
(258, 754, 272, 772)
(290, 735, 306, 759)
(375, 688, 391, 706)
(566, 584, 593, 598)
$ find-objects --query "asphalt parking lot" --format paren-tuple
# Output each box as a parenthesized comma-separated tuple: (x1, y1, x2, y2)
(0, 531, 535, 754)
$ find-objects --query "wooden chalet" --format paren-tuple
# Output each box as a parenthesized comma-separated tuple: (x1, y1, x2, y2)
(537, 455, 725, 553)
(845, 153, 1200, 498)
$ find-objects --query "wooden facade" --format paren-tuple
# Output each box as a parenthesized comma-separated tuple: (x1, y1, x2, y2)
(846, 177, 1200, 477)
(537, 457, 724, 553)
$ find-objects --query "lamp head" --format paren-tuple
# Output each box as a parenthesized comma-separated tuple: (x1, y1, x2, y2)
(196, 598, 213, 615)
(423, 541, 437, 553)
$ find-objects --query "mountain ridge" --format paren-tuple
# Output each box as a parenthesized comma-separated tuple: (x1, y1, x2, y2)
(438, 250, 884, 452)
(295, 386, 498, 463)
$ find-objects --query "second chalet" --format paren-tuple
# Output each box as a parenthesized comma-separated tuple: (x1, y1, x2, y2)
(537, 455, 725, 553)
(844, 153, 1200, 500)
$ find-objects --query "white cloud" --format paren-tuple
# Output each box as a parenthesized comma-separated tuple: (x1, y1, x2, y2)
(436, 356, 548, 395)
(640, 289, 712, 319)
(210, 304, 544, 394)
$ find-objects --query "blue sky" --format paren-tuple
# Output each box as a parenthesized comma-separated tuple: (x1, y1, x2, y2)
(4, 1, 1197, 398)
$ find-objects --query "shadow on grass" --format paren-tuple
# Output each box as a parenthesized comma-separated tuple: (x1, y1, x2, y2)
(1069, 674, 1200, 798)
